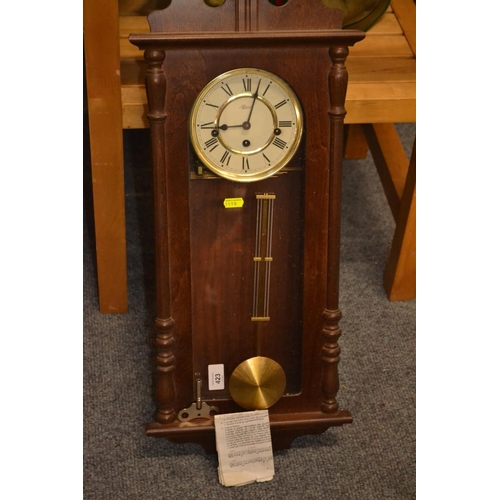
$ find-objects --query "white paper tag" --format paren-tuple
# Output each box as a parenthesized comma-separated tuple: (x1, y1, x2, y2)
(214, 410, 275, 486)
(208, 364, 225, 390)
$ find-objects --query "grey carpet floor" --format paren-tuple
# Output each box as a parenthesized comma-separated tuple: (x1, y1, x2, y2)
(84, 124, 416, 499)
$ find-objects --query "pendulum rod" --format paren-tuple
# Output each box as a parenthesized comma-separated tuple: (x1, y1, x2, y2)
(252, 193, 275, 354)
(253, 193, 274, 354)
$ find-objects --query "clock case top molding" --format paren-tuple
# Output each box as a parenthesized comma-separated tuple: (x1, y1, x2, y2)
(129, 0, 365, 453)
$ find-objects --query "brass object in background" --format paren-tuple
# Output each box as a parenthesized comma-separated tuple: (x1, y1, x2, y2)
(229, 356, 286, 410)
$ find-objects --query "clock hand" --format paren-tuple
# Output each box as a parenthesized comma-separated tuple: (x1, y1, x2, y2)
(209, 123, 243, 137)
(244, 79, 262, 127)
(219, 123, 244, 130)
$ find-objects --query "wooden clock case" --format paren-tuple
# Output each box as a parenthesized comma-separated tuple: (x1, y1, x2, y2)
(129, 0, 365, 453)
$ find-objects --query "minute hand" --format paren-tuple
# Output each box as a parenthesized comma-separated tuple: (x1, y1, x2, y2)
(245, 79, 262, 125)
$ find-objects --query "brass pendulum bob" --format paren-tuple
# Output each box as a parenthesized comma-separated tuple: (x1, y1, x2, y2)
(229, 355, 286, 410)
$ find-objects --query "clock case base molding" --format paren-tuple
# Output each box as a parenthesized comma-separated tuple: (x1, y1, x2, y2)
(130, 1, 365, 453)
(146, 411, 353, 454)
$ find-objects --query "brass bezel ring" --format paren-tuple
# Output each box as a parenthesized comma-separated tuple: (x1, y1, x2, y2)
(189, 68, 303, 183)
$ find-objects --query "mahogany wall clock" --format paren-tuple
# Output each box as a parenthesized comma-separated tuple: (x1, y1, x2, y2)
(130, 0, 365, 453)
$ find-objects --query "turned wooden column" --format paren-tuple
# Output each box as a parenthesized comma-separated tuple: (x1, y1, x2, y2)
(145, 48, 176, 424)
(321, 45, 349, 414)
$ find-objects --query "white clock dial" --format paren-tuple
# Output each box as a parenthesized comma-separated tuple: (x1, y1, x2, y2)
(189, 68, 303, 182)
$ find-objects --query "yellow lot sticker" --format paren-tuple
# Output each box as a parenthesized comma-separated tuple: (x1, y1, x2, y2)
(223, 198, 244, 209)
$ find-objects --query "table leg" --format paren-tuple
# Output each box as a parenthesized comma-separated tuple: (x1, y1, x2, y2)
(384, 138, 416, 301)
(84, 0, 128, 313)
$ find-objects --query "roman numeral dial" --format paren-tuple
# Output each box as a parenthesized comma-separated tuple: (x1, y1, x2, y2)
(189, 68, 303, 182)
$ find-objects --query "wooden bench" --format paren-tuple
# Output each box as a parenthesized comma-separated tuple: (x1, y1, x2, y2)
(84, 0, 416, 312)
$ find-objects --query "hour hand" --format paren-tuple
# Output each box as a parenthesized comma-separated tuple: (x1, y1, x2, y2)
(200, 123, 241, 131)
(219, 123, 244, 130)
(204, 123, 242, 137)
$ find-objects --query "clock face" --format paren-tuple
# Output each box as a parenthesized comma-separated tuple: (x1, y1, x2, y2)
(189, 68, 303, 182)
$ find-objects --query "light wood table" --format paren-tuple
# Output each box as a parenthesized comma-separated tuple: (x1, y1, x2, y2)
(84, 0, 416, 311)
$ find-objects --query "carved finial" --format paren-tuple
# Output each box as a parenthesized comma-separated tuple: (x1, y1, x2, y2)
(145, 48, 166, 67)
(328, 46, 349, 120)
(329, 45, 349, 64)
(321, 308, 342, 413)
(144, 48, 167, 123)
(155, 317, 176, 424)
